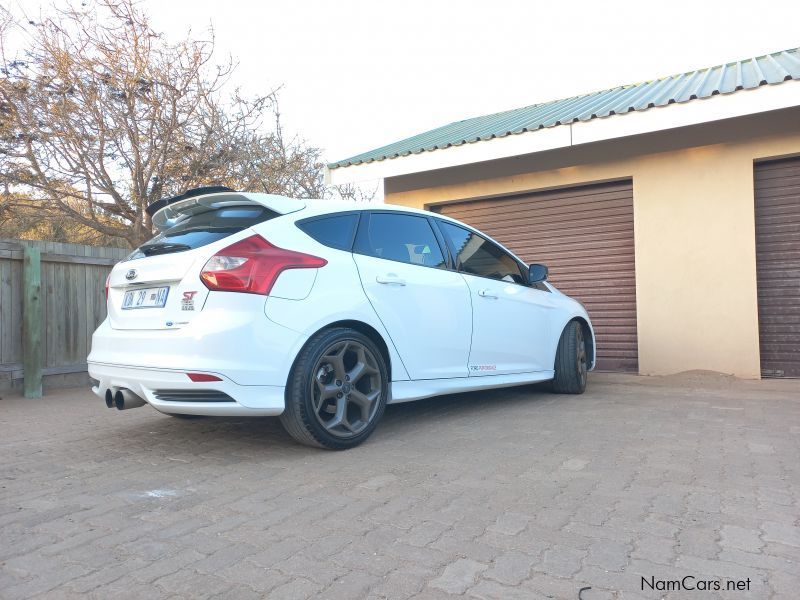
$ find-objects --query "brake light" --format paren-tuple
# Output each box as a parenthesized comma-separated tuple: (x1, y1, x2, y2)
(105, 274, 110, 299)
(200, 234, 327, 295)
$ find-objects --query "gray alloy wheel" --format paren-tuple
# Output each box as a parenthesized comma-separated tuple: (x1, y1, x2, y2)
(280, 328, 388, 449)
(309, 339, 382, 438)
(551, 320, 588, 394)
(575, 324, 588, 387)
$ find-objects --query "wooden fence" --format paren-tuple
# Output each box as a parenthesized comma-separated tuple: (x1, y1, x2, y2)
(0, 238, 129, 396)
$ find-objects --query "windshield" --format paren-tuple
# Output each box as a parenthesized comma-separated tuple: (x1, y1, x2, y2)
(127, 205, 277, 260)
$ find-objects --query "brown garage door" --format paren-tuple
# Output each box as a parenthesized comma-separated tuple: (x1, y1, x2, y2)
(755, 157, 800, 378)
(433, 180, 638, 372)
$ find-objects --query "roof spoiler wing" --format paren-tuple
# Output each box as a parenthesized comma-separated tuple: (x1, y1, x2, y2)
(146, 187, 306, 230)
(145, 186, 235, 217)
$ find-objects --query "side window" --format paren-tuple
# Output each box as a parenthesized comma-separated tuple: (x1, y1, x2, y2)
(439, 221, 525, 284)
(355, 213, 446, 269)
(297, 214, 358, 251)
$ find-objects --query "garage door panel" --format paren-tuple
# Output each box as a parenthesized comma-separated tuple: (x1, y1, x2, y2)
(450, 196, 633, 220)
(435, 180, 638, 372)
(456, 218, 635, 243)
(754, 249, 800, 262)
(753, 208, 800, 224)
(753, 170, 800, 185)
(752, 176, 800, 191)
(466, 205, 635, 230)
(755, 157, 800, 378)
(512, 234, 636, 251)
(445, 187, 632, 214)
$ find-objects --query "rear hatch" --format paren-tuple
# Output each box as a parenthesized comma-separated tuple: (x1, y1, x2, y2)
(107, 192, 304, 330)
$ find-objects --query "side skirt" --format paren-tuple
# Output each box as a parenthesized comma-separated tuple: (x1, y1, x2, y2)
(389, 370, 555, 404)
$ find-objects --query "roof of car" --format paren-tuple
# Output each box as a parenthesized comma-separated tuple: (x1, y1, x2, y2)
(298, 198, 434, 218)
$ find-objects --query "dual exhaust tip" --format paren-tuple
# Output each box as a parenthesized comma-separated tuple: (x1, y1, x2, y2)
(104, 387, 146, 410)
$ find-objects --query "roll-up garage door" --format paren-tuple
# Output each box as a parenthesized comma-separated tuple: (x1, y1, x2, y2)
(433, 180, 638, 372)
(754, 157, 800, 378)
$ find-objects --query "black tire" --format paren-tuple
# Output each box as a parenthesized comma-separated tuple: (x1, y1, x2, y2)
(280, 327, 389, 450)
(551, 320, 588, 394)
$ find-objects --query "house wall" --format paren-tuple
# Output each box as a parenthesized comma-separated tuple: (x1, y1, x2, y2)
(383, 111, 800, 378)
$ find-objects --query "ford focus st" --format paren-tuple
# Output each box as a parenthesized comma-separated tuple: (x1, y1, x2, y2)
(88, 187, 595, 449)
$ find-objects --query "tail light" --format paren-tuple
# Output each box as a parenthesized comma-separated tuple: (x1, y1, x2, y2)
(105, 274, 110, 299)
(200, 234, 327, 295)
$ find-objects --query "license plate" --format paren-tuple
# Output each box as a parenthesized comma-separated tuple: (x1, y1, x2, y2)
(122, 286, 169, 310)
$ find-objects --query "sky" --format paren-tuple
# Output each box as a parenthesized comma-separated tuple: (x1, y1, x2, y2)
(10, 0, 800, 198)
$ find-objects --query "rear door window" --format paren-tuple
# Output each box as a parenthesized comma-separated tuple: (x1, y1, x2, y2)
(297, 214, 359, 251)
(354, 213, 446, 269)
(128, 205, 277, 259)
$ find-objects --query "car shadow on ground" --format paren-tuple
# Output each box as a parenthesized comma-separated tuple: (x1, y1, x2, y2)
(96, 381, 561, 456)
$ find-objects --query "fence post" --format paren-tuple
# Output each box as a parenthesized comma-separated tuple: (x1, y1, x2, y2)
(22, 244, 42, 398)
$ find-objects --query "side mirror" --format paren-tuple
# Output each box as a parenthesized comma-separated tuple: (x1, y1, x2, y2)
(528, 263, 548, 284)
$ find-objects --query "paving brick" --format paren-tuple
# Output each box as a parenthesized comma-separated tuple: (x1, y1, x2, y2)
(63, 557, 150, 593)
(631, 534, 675, 566)
(720, 524, 763, 553)
(153, 569, 232, 597)
(127, 548, 206, 584)
(586, 539, 631, 571)
(536, 545, 586, 578)
(468, 579, 548, 599)
(523, 573, 595, 600)
(367, 566, 430, 600)
(486, 512, 528, 536)
(761, 521, 800, 548)
(217, 561, 289, 594)
(0, 374, 798, 598)
(482, 550, 536, 585)
(274, 552, 346, 586)
(265, 576, 323, 600)
(429, 559, 487, 594)
(323, 570, 381, 599)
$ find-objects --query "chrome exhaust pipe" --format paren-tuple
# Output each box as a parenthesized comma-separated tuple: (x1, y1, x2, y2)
(104, 388, 117, 408)
(114, 389, 147, 410)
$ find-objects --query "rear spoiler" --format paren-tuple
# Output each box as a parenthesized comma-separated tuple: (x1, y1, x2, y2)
(147, 186, 307, 230)
(145, 186, 235, 217)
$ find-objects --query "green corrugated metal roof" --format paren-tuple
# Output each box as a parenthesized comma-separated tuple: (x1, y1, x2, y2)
(329, 47, 800, 170)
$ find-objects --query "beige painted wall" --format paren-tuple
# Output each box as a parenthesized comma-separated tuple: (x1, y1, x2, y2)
(384, 119, 800, 378)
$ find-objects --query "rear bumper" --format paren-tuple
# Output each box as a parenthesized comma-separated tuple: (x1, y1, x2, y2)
(88, 293, 308, 386)
(88, 362, 285, 416)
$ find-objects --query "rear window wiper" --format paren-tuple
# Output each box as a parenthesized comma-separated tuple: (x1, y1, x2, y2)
(138, 242, 192, 256)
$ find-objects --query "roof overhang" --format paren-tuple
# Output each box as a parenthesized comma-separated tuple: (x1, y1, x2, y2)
(326, 80, 800, 186)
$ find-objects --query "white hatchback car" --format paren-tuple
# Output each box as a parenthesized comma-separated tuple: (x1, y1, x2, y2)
(89, 187, 595, 449)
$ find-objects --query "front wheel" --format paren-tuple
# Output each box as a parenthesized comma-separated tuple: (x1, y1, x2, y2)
(280, 328, 388, 450)
(551, 321, 588, 394)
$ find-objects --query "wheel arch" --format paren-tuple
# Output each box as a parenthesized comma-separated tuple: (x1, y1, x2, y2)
(303, 319, 393, 382)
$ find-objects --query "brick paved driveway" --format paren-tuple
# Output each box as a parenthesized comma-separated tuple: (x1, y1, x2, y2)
(1, 373, 799, 599)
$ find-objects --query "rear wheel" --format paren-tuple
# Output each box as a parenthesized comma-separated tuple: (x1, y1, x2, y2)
(280, 328, 388, 449)
(551, 320, 588, 394)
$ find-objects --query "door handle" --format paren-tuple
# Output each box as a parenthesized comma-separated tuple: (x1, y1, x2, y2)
(478, 289, 498, 299)
(376, 274, 406, 286)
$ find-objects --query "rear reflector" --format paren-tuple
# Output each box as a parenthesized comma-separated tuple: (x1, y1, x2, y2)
(186, 373, 223, 382)
(200, 234, 326, 295)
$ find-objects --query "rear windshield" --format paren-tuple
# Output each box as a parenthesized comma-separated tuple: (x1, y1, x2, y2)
(127, 205, 277, 259)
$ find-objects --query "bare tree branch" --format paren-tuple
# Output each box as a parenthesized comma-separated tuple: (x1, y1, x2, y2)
(0, 0, 328, 247)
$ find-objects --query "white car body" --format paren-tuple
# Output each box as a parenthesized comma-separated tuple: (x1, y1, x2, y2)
(88, 191, 595, 421)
